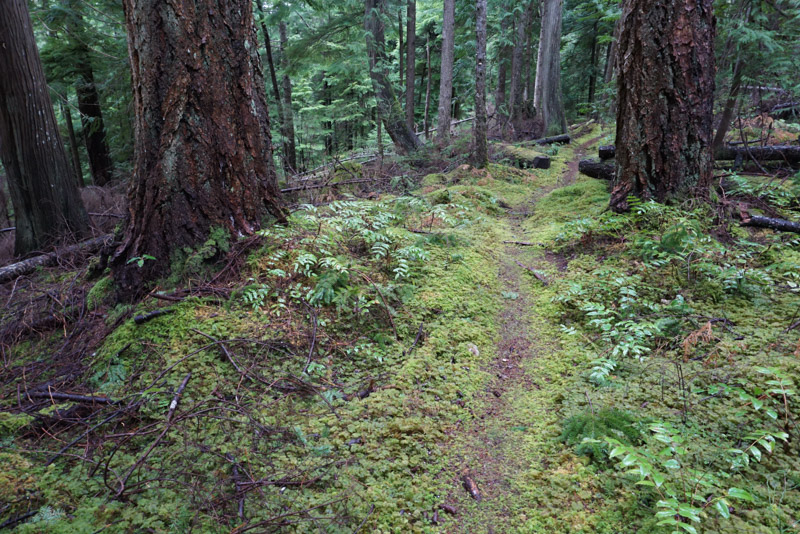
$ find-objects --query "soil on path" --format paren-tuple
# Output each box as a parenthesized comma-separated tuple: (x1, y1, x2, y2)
(441, 131, 603, 533)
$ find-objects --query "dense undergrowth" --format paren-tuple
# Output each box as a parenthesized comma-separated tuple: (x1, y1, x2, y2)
(2, 125, 800, 533)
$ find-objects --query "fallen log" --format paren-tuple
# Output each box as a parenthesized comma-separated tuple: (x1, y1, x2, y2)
(578, 159, 615, 180)
(598, 145, 615, 160)
(521, 133, 571, 146)
(0, 234, 112, 284)
(598, 145, 800, 165)
(742, 215, 800, 234)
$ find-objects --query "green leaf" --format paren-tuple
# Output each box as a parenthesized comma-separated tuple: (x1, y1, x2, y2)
(663, 459, 681, 469)
(728, 487, 755, 501)
(750, 446, 762, 462)
(715, 499, 731, 519)
(678, 523, 699, 534)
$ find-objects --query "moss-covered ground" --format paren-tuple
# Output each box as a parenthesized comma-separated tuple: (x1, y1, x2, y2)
(2, 124, 800, 533)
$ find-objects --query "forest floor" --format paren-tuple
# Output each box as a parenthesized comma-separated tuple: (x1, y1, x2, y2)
(2, 123, 800, 534)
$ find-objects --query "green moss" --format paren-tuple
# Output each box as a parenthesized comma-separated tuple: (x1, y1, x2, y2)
(86, 275, 113, 309)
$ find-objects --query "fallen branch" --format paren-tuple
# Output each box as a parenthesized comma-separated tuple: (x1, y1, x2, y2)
(28, 390, 118, 405)
(514, 260, 549, 285)
(0, 234, 112, 284)
(742, 215, 800, 234)
(134, 308, 175, 325)
(503, 240, 542, 247)
(522, 133, 571, 146)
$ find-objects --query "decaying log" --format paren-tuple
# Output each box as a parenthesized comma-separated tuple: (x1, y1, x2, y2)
(0, 234, 112, 284)
(523, 133, 571, 146)
(598, 145, 615, 160)
(134, 308, 175, 325)
(742, 215, 800, 234)
(578, 159, 615, 180)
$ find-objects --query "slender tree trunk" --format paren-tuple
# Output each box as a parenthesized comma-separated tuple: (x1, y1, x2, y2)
(436, 0, 455, 143)
(508, 1, 534, 136)
(364, 0, 421, 153)
(712, 55, 743, 152)
(114, 0, 285, 298)
(474, 0, 488, 167)
(405, 0, 416, 129)
(495, 20, 509, 112)
(0, 0, 89, 256)
(417, 51, 426, 108)
(279, 22, 298, 172)
(603, 14, 622, 116)
(61, 98, 85, 188)
(256, 4, 291, 174)
(610, 0, 715, 212)
(424, 32, 432, 139)
(534, 0, 567, 136)
(398, 10, 404, 88)
(587, 19, 598, 107)
(75, 57, 114, 186)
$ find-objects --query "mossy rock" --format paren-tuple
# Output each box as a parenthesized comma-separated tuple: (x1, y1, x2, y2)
(86, 275, 114, 309)
(421, 173, 445, 187)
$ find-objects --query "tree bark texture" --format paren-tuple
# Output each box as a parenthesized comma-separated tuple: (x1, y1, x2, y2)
(610, 0, 715, 212)
(365, 0, 421, 153)
(424, 32, 432, 139)
(0, 0, 89, 256)
(114, 0, 285, 298)
(279, 22, 298, 172)
(533, 0, 567, 137)
(405, 0, 416, 129)
(75, 58, 114, 186)
(436, 0, 456, 143)
(508, 2, 534, 135)
(474, 0, 488, 167)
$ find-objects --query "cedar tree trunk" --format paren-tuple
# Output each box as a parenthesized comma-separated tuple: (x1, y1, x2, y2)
(474, 0, 488, 167)
(75, 57, 114, 186)
(610, 0, 715, 212)
(114, 0, 285, 298)
(365, 0, 422, 153)
(436, 0, 455, 143)
(533, 0, 567, 136)
(0, 0, 89, 256)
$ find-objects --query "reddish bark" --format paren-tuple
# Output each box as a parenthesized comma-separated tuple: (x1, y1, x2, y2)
(114, 0, 285, 298)
(611, 0, 715, 211)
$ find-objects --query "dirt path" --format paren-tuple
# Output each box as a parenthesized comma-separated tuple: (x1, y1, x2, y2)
(442, 132, 603, 532)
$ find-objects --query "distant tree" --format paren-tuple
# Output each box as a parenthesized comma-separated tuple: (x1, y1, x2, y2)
(405, 0, 416, 129)
(113, 0, 285, 298)
(279, 22, 299, 172)
(610, 0, 715, 212)
(0, 0, 89, 256)
(364, 0, 421, 153)
(474, 0, 488, 167)
(533, 0, 567, 136)
(436, 0, 455, 143)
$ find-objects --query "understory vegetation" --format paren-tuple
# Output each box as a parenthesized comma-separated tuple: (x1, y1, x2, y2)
(2, 126, 800, 533)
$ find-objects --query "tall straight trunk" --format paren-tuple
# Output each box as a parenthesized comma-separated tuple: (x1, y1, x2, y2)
(0, 0, 89, 255)
(61, 98, 85, 188)
(398, 11, 404, 88)
(610, 0, 715, 212)
(603, 14, 622, 115)
(405, 0, 416, 129)
(424, 32, 432, 139)
(364, 0, 421, 153)
(279, 22, 298, 172)
(474, 0, 488, 167)
(75, 56, 114, 186)
(495, 13, 511, 112)
(436, 0, 455, 143)
(256, 4, 290, 174)
(712, 56, 743, 152)
(533, 0, 567, 136)
(508, 1, 534, 135)
(114, 0, 285, 298)
(587, 19, 598, 106)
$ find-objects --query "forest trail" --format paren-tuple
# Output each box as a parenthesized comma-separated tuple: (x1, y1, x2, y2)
(443, 132, 603, 532)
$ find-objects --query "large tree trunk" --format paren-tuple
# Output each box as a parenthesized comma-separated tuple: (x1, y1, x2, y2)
(474, 0, 488, 167)
(0, 0, 89, 256)
(610, 0, 715, 212)
(75, 58, 115, 186)
(279, 22, 298, 173)
(365, 0, 422, 153)
(436, 0, 456, 143)
(405, 0, 416, 129)
(533, 0, 567, 136)
(113, 0, 285, 299)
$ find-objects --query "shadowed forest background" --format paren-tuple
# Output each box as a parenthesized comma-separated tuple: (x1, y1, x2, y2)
(1, 0, 800, 532)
